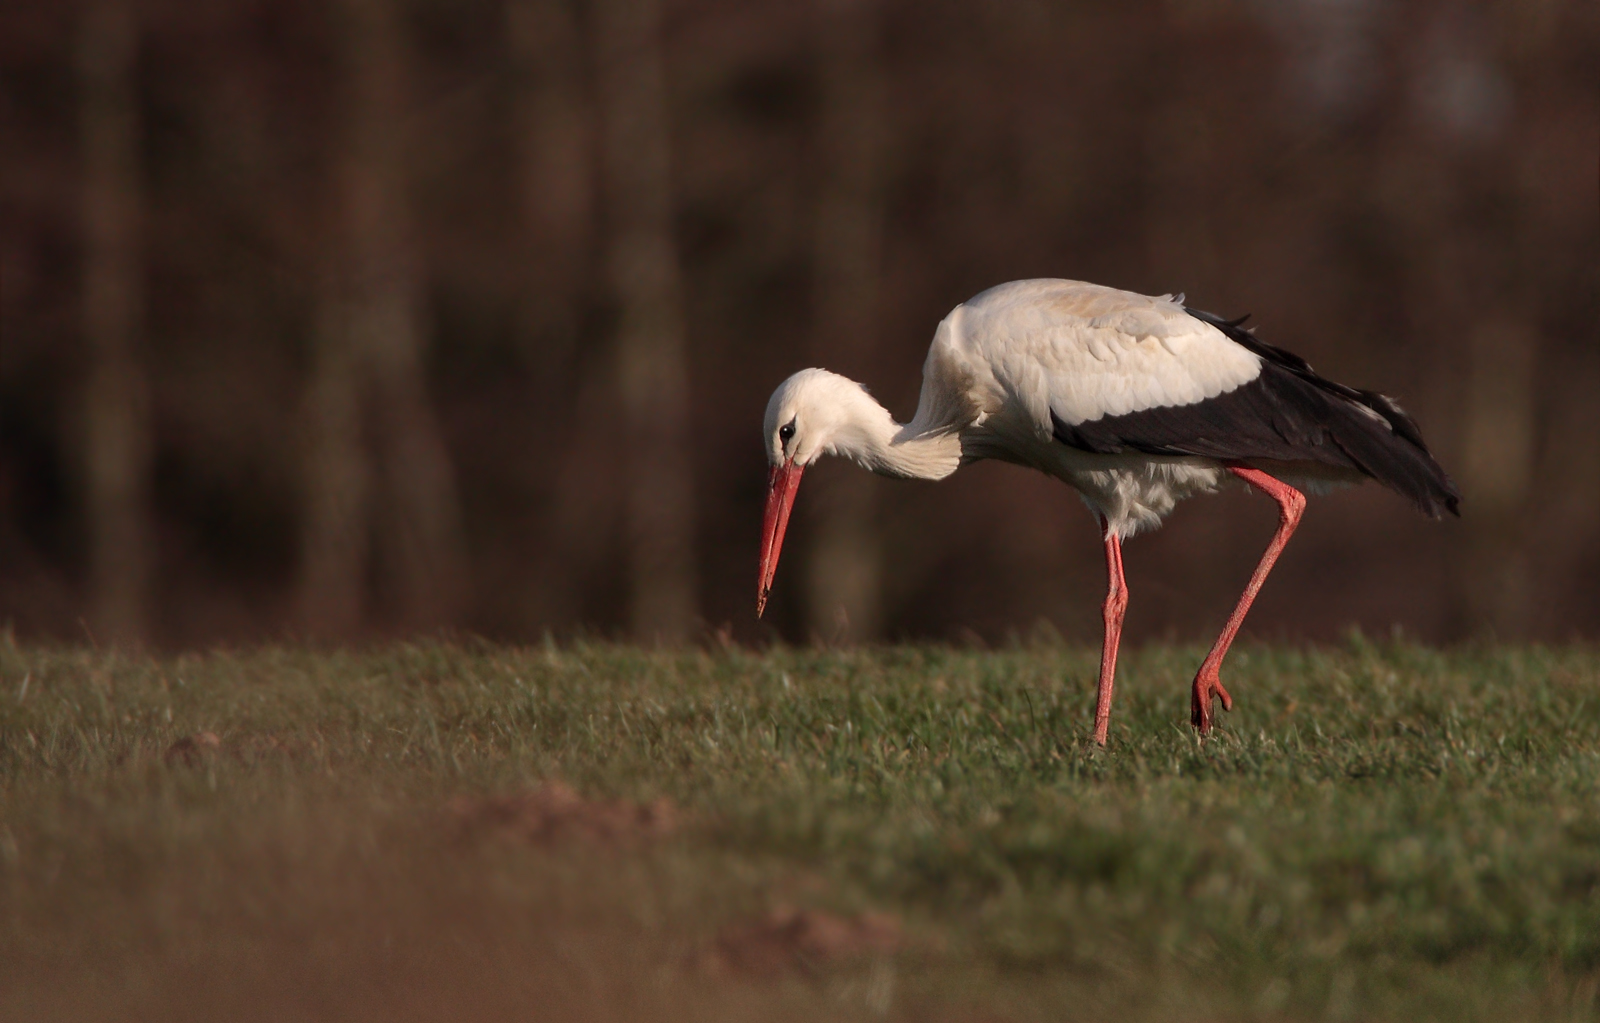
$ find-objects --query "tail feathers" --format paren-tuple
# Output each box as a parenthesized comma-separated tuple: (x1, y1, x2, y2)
(1319, 383, 1461, 519)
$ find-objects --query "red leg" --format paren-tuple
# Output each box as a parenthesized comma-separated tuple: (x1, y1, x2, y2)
(1093, 515, 1129, 746)
(1191, 467, 1307, 734)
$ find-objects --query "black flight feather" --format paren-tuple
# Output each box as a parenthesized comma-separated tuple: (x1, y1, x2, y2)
(1050, 307, 1462, 519)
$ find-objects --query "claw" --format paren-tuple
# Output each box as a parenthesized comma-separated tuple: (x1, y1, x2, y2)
(1190, 673, 1232, 734)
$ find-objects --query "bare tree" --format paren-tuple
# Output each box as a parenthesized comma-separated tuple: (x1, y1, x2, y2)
(79, 0, 152, 646)
(592, 0, 696, 641)
(805, 0, 887, 642)
(300, 0, 469, 635)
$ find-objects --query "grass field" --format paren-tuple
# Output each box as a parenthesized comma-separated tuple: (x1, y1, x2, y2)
(1, 636, 1597, 1021)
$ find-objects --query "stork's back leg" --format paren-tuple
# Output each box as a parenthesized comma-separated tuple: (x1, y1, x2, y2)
(1191, 467, 1307, 733)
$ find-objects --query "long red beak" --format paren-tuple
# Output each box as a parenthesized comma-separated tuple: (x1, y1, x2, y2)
(757, 461, 804, 617)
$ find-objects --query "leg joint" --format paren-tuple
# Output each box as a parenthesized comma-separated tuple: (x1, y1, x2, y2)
(1231, 465, 1306, 526)
(1102, 587, 1128, 621)
(1280, 488, 1307, 525)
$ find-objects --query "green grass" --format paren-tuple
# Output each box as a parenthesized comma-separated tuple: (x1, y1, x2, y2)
(1, 635, 1598, 1021)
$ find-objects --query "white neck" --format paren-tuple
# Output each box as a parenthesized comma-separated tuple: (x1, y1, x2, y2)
(823, 384, 963, 481)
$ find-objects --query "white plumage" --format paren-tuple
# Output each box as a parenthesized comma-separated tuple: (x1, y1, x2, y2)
(945, 280, 1261, 427)
(924, 280, 1274, 538)
(758, 279, 1459, 743)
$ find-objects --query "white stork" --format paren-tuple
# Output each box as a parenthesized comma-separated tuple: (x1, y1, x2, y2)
(757, 279, 1459, 744)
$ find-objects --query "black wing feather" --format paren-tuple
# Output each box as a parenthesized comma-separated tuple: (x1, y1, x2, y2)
(1051, 307, 1462, 519)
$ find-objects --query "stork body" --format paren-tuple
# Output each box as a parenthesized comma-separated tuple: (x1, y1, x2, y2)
(759, 279, 1460, 744)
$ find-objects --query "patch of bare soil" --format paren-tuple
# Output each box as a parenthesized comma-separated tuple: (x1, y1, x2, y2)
(447, 782, 677, 848)
(704, 907, 903, 978)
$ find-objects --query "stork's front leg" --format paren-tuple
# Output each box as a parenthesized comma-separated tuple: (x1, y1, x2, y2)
(1093, 516, 1128, 745)
(1191, 467, 1307, 733)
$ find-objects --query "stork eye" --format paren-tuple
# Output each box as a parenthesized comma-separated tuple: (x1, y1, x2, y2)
(778, 422, 796, 444)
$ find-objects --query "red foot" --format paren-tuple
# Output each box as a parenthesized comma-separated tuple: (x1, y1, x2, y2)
(1190, 671, 1233, 733)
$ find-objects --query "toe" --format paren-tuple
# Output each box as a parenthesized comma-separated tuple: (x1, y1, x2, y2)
(1191, 674, 1228, 732)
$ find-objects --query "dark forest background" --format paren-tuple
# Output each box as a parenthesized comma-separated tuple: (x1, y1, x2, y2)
(1, 0, 1596, 650)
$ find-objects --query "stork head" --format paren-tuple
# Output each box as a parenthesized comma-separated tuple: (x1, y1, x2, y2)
(757, 368, 882, 617)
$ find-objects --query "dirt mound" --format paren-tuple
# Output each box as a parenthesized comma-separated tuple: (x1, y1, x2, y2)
(448, 782, 677, 848)
(163, 731, 223, 765)
(706, 907, 902, 977)
(229, 733, 302, 762)
(163, 731, 303, 766)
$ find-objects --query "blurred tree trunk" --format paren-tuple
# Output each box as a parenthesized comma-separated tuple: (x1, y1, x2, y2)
(300, 0, 469, 636)
(1458, 313, 1539, 636)
(79, 0, 152, 647)
(507, 0, 597, 629)
(592, 0, 696, 641)
(507, 0, 592, 362)
(300, 255, 369, 637)
(805, 0, 886, 643)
